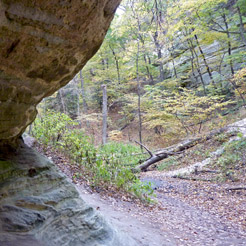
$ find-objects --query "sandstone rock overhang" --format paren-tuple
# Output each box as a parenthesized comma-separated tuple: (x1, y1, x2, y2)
(0, 0, 121, 148)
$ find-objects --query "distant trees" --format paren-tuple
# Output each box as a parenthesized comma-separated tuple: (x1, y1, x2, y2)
(39, 0, 246, 142)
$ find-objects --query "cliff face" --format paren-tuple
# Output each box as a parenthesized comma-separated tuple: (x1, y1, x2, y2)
(0, 0, 121, 147)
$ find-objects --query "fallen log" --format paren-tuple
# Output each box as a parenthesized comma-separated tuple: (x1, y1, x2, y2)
(196, 169, 220, 174)
(225, 187, 246, 191)
(172, 175, 214, 182)
(135, 127, 230, 172)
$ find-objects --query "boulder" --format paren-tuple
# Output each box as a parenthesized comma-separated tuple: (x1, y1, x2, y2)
(0, 143, 136, 246)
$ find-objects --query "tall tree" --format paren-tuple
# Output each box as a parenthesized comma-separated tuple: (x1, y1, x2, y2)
(102, 84, 108, 145)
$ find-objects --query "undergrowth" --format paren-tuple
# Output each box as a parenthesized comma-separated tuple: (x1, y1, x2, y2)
(156, 132, 236, 173)
(32, 110, 153, 202)
(214, 135, 246, 181)
(157, 156, 179, 171)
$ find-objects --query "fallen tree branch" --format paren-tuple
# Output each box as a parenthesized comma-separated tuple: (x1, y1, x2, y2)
(172, 175, 214, 182)
(135, 140, 154, 157)
(225, 187, 246, 191)
(135, 127, 229, 172)
(120, 123, 129, 131)
(195, 168, 220, 174)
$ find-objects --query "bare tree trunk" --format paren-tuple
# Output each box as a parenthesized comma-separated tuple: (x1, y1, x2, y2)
(58, 89, 66, 114)
(187, 37, 207, 94)
(222, 13, 234, 75)
(101, 59, 105, 70)
(136, 40, 143, 146)
(132, 5, 154, 85)
(79, 71, 88, 114)
(109, 45, 121, 84)
(102, 84, 108, 145)
(183, 27, 206, 93)
(193, 33, 215, 85)
(237, 6, 246, 46)
(77, 90, 80, 119)
(72, 78, 81, 125)
(153, 32, 164, 81)
(79, 71, 90, 128)
(193, 45, 207, 94)
(131, 2, 143, 146)
(152, 0, 164, 81)
(143, 53, 155, 84)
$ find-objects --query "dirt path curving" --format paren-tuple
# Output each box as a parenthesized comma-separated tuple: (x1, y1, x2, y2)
(76, 184, 176, 246)
(73, 177, 246, 246)
(74, 118, 246, 245)
(31, 117, 246, 246)
(141, 177, 246, 246)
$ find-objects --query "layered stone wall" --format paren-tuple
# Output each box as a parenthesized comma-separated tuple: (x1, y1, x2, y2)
(0, 0, 121, 147)
(0, 142, 135, 246)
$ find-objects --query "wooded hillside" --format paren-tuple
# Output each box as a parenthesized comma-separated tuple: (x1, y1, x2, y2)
(38, 0, 246, 147)
(31, 0, 246, 202)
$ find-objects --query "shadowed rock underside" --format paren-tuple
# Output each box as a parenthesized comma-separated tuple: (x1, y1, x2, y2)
(0, 0, 121, 147)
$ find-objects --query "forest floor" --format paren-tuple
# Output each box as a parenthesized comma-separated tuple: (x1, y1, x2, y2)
(32, 118, 246, 246)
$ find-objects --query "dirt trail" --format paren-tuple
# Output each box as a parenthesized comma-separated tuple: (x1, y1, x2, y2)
(74, 119, 246, 246)
(76, 185, 176, 246)
(143, 177, 246, 246)
(74, 178, 246, 246)
(32, 118, 246, 246)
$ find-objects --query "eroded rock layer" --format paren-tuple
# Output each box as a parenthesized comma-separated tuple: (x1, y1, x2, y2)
(0, 0, 121, 146)
(0, 143, 135, 246)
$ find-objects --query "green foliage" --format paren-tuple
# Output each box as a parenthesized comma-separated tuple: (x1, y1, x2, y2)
(37, 0, 246, 147)
(32, 111, 153, 201)
(233, 67, 246, 100)
(214, 137, 246, 180)
(143, 85, 233, 136)
(32, 110, 77, 147)
(237, 0, 246, 13)
(214, 133, 230, 144)
(99, 142, 146, 167)
(157, 156, 179, 171)
(59, 129, 94, 164)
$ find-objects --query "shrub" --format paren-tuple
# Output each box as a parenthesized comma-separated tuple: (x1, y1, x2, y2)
(32, 111, 153, 201)
(157, 156, 179, 171)
(32, 110, 77, 147)
(214, 137, 246, 181)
